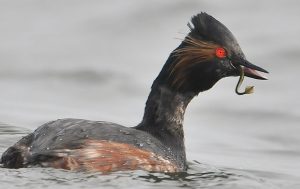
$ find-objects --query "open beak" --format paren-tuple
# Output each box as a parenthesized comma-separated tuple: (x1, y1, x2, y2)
(234, 58, 269, 80)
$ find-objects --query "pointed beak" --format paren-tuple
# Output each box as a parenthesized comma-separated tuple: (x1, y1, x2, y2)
(233, 58, 269, 80)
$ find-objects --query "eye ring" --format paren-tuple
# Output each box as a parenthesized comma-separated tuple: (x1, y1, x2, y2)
(215, 47, 227, 58)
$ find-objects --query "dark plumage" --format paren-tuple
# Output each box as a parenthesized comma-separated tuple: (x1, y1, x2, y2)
(189, 13, 243, 56)
(1, 12, 268, 173)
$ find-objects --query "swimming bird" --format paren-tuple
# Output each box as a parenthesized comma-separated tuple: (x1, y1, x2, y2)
(1, 12, 268, 173)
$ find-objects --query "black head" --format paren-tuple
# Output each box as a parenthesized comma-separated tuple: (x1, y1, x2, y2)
(161, 12, 268, 94)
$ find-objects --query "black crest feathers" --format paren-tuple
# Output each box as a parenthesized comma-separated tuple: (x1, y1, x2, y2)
(187, 12, 242, 54)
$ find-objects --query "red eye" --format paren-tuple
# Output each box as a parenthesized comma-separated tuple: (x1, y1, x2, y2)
(215, 47, 227, 58)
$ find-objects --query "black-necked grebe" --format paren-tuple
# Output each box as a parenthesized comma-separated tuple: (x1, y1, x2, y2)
(1, 13, 268, 173)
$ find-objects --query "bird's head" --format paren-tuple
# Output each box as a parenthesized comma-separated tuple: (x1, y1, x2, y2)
(161, 12, 268, 94)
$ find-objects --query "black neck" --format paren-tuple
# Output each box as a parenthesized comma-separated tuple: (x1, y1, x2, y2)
(135, 42, 217, 167)
(138, 85, 194, 137)
(136, 73, 196, 164)
(136, 49, 196, 140)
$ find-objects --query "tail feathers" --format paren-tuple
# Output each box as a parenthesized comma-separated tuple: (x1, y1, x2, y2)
(1, 133, 34, 168)
(1, 146, 25, 168)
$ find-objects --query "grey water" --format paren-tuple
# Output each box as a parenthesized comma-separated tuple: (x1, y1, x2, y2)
(0, 0, 300, 188)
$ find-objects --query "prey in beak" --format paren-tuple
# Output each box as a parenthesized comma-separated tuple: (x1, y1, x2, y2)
(232, 57, 269, 95)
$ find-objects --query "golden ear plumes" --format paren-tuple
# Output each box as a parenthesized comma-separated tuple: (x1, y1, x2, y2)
(170, 36, 220, 89)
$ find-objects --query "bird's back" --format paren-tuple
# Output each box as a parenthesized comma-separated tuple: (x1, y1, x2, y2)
(1, 119, 180, 172)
